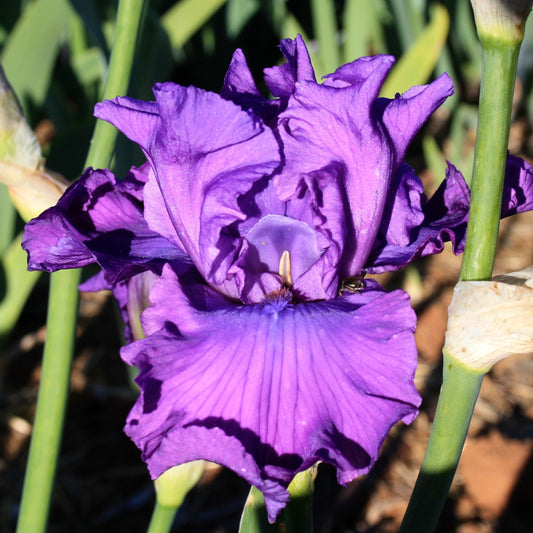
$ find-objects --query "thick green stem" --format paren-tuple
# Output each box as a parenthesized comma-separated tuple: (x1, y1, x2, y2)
(400, 35, 523, 533)
(146, 502, 178, 533)
(16, 2, 145, 532)
(399, 352, 484, 533)
(460, 39, 521, 281)
(85, 0, 146, 169)
(15, 270, 80, 533)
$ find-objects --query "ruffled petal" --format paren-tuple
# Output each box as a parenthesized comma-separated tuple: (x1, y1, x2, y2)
(275, 61, 455, 281)
(501, 154, 533, 216)
(146, 83, 280, 285)
(221, 36, 318, 124)
(367, 155, 533, 273)
(222, 36, 316, 124)
(123, 265, 420, 521)
(322, 54, 394, 89)
(22, 167, 185, 284)
(374, 74, 454, 166)
(366, 162, 470, 272)
(276, 58, 395, 275)
(221, 48, 262, 100)
(23, 207, 96, 270)
(378, 163, 425, 248)
(142, 168, 188, 252)
(264, 35, 316, 101)
(220, 48, 280, 122)
(94, 96, 159, 153)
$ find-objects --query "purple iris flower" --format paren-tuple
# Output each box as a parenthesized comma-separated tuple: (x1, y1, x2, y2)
(22, 36, 533, 520)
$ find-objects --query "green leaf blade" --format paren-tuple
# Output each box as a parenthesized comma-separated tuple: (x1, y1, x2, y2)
(380, 4, 450, 98)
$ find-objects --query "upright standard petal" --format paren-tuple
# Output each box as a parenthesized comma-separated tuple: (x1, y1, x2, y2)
(123, 265, 420, 521)
(374, 73, 454, 166)
(322, 54, 394, 89)
(145, 83, 280, 286)
(276, 58, 394, 276)
(276, 60, 457, 280)
(221, 35, 318, 124)
(94, 96, 159, 154)
(221, 48, 262, 102)
(220, 48, 280, 122)
(264, 35, 316, 102)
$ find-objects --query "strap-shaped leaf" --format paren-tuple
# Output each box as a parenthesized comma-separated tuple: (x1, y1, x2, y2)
(162, 0, 229, 51)
(1, 0, 74, 111)
(380, 4, 449, 98)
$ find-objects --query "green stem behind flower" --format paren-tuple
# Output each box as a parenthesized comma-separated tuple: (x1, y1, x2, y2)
(399, 352, 484, 533)
(460, 39, 521, 281)
(146, 502, 178, 533)
(399, 30, 523, 533)
(15, 2, 146, 532)
(86, 2, 146, 170)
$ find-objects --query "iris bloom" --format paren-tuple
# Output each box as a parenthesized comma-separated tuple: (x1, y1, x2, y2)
(22, 37, 533, 520)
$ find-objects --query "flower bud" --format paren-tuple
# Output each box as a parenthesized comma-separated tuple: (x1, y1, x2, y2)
(0, 63, 67, 220)
(0, 162, 67, 221)
(154, 460, 206, 508)
(444, 266, 533, 371)
(470, 0, 533, 44)
(287, 464, 318, 499)
(0, 64, 41, 169)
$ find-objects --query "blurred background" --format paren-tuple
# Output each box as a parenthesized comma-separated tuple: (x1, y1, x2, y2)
(1, 1, 533, 531)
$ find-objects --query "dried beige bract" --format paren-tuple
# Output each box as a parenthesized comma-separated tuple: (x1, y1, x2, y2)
(0, 160, 67, 221)
(0, 63, 67, 221)
(470, 0, 533, 43)
(444, 266, 533, 371)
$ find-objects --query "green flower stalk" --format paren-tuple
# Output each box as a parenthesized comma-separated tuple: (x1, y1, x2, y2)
(460, 0, 532, 282)
(400, 1, 532, 532)
(15, 2, 146, 532)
